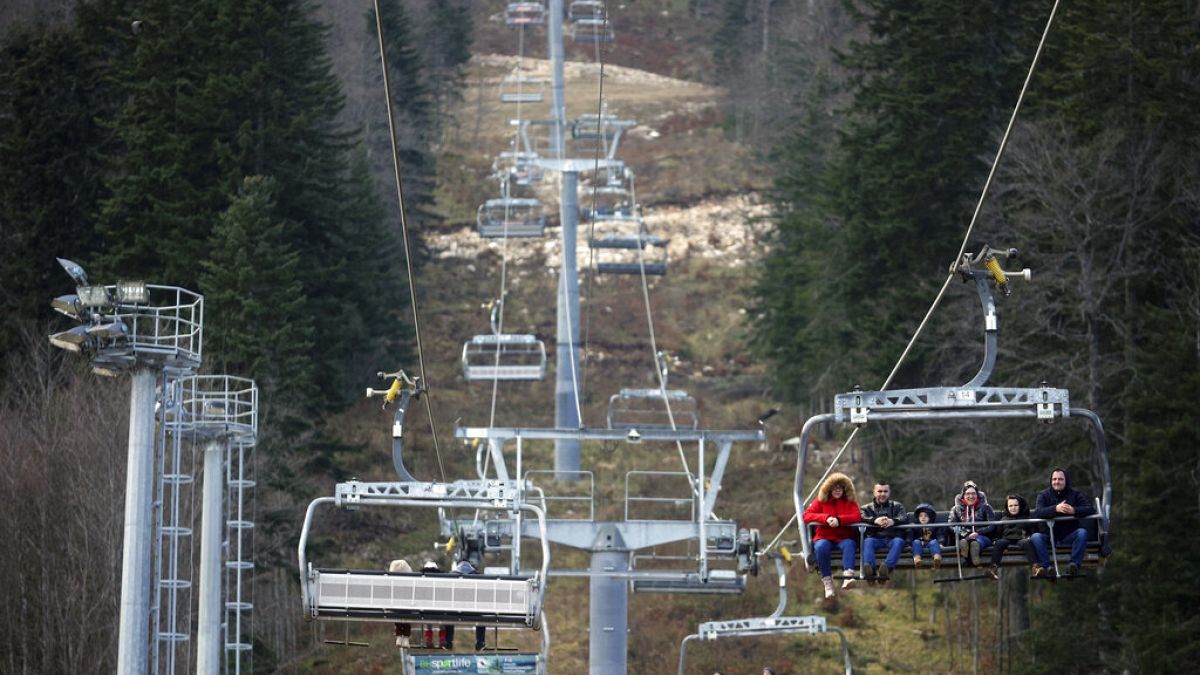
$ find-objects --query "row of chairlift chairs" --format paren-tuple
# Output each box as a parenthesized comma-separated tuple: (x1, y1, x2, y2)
(300, 247, 1088, 673)
(476, 117, 669, 274)
(296, 5, 854, 673)
(505, 1, 615, 43)
(462, 299, 698, 432)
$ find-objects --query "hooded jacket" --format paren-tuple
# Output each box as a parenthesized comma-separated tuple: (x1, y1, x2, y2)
(997, 495, 1038, 542)
(907, 503, 944, 545)
(1032, 469, 1096, 540)
(860, 498, 910, 538)
(802, 472, 862, 543)
(949, 493, 996, 538)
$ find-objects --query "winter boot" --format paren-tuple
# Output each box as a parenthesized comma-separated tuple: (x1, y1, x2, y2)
(841, 569, 859, 589)
(932, 554, 943, 571)
(968, 540, 982, 567)
(822, 576, 835, 599)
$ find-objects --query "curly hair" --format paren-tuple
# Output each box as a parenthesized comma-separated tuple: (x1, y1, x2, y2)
(816, 472, 856, 503)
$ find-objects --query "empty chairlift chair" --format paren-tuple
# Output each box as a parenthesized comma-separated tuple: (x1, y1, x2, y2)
(589, 215, 668, 276)
(477, 197, 546, 239)
(570, 113, 633, 160)
(499, 71, 547, 104)
(608, 352, 697, 430)
(505, 2, 546, 27)
(462, 300, 547, 382)
(580, 184, 630, 220)
(567, 0, 605, 21)
(494, 151, 544, 187)
(572, 17, 614, 43)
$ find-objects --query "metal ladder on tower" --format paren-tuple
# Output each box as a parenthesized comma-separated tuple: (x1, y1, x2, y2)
(224, 432, 256, 671)
(153, 373, 196, 675)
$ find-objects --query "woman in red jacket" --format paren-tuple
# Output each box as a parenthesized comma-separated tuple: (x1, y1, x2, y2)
(803, 472, 862, 599)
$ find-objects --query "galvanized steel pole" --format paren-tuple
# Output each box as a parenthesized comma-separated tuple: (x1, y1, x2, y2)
(196, 439, 225, 675)
(116, 368, 158, 675)
(549, 0, 582, 473)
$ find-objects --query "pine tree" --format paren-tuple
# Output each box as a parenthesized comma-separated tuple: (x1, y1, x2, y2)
(89, 0, 408, 409)
(199, 175, 316, 412)
(751, 1, 1043, 396)
(0, 23, 108, 371)
(365, 0, 437, 230)
(93, 0, 231, 287)
(422, 0, 472, 107)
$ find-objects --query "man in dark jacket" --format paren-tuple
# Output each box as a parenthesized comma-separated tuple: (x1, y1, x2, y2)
(860, 483, 910, 583)
(1030, 468, 1095, 577)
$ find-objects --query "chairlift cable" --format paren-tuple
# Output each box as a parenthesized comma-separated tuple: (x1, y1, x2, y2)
(487, 24, 529, 430)
(571, 1, 617, 428)
(762, 0, 1061, 554)
(628, 176, 703, 498)
(952, 0, 1061, 268)
(578, 55, 606, 410)
(373, 0, 445, 481)
(573, 4, 701, 494)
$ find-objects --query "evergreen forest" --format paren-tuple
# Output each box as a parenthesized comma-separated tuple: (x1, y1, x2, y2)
(0, 1, 1195, 673)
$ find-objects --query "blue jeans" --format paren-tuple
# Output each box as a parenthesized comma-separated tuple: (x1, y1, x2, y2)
(1031, 528, 1089, 567)
(911, 539, 942, 558)
(813, 538, 857, 578)
(863, 536, 906, 571)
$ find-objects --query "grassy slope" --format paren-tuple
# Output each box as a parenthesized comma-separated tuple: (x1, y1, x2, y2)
(295, 7, 995, 674)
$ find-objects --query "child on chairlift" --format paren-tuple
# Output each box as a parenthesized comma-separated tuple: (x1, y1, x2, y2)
(908, 503, 944, 570)
(988, 494, 1041, 580)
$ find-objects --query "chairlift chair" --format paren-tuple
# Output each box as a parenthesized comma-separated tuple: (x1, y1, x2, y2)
(494, 151, 544, 187)
(677, 552, 854, 675)
(476, 198, 546, 239)
(572, 113, 622, 142)
(588, 214, 667, 256)
(608, 388, 696, 428)
(505, 2, 546, 26)
(571, 18, 615, 43)
(298, 480, 550, 629)
(579, 184, 630, 219)
(792, 245, 1113, 581)
(593, 235, 668, 276)
(567, 0, 605, 21)
(461, 300, 547, 382)
(499, 72, 547, 104)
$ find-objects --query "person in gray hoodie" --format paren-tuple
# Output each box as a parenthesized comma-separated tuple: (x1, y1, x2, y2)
(1029, 468, 1095, 577)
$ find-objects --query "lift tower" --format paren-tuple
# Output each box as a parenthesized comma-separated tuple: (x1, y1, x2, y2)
(48, 264, 203, 675)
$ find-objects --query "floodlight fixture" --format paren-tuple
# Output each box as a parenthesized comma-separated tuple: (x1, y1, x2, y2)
(116, 280, 149, 304)
(49, 326, 94, 352)
(88, 319, 129, 339)
(51, 294, 83, 320)
(77, 285, 112, 308)
(626, 428, 642, 444)
(56, 257, 89, 286)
